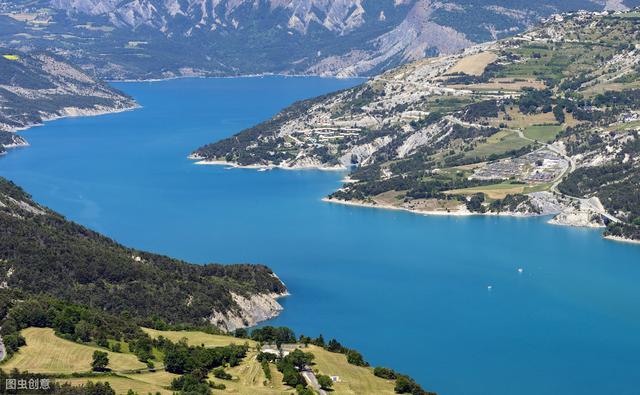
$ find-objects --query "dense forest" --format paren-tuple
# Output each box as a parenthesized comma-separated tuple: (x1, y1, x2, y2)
(0, 177, 286, 329)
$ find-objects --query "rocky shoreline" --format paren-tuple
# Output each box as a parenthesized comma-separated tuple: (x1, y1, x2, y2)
(323, 196, 478, 217)
(188, 154, 348, 171)
(323, 192, 625, 241)
(1, 103, 140, 155)
(209, 291, 290, 332)
(604, 235, 640, 245)
(3, 103, 140, 134)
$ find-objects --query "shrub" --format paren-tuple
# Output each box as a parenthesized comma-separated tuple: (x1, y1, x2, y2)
(212, 367, 232, 380)
(91, 351, 109, 371)
(317, 374, 333, 390)
(374, 367, 398, 380)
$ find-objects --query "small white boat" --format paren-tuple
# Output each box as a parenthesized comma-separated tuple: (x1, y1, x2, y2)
(517, 268, 524, 273)
(487, 285, 493, 290)
(258, 168, 268, 172)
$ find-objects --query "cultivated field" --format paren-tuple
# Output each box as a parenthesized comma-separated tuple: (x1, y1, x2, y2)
(446, 182, 527, 200)
(0, 328, 145, 374)
(214, 350, 291, 394)
(142, 327, 256, 348)
(62, 375, 173, 395)
(447, 52, 498, 76)
(465, 130, 530, 159)
(2, 328, 393, 394)
(523, 124, 563, 143)
(308, 345, 396, 394)
(502, 108, 557, 129)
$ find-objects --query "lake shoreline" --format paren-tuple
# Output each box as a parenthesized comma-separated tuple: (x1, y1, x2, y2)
(321, 197, 538, 218)
(5, 104, 140, 135)
(188, 157, 636, 244)
(604, 235, 640, 245)
(189, 155, 348, 171)
(109, 72, 368, 83)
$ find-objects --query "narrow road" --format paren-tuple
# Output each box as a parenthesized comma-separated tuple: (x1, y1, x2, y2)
(0, 335, 5, 362)
(301, 367, 327, 395)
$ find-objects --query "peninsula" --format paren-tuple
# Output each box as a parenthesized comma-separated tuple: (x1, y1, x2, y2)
(192, 9, 640, 242)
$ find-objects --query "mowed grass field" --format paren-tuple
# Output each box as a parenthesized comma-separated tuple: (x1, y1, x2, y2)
(0, 328, 146, 374)
(142, 327, 256, 348)
(2, 328, 394, 394)
(62, 375, 173, 395)
(466, 130, 530, 159)
(213, 350, 291, 394)
(140, 330, 396, 394)
(121, 370, 179, 387)
(446, 182, 527, 199)
(523, 124, 563, 143)
(308, 345, 396, 395)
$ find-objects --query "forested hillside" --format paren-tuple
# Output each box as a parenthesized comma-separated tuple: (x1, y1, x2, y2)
(0, 177, 287, 331)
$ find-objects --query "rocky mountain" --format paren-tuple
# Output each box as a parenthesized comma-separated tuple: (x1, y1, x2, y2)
(192, 9, 640, 242)
(0, 50, 136, 154)
(2, 0, 639, 79)
(0, 176, 288, 331)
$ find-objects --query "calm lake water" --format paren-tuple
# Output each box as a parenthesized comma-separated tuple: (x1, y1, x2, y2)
(2, 77, 640, 395)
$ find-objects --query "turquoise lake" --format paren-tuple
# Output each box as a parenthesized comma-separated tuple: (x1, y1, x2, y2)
(2, 76, 640, 395)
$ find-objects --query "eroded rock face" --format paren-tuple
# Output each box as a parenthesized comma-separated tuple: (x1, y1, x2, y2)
(549, 210, 607, 228)
(548, 198, 609, 228)
(209, 291, 288, 332)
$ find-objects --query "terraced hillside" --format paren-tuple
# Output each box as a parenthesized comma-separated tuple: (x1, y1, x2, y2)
(193, 9, 640, 242)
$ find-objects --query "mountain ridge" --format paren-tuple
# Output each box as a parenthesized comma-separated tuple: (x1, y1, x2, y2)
(2, 0, 637, 79)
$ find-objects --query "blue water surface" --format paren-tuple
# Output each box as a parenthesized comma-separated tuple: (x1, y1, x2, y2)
(1, 77, 639, 395)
